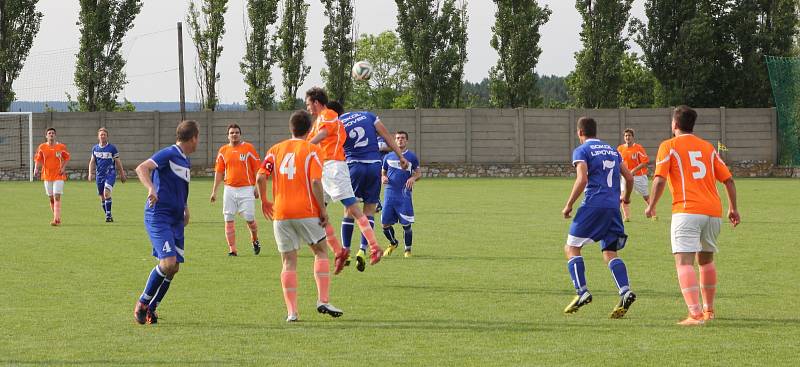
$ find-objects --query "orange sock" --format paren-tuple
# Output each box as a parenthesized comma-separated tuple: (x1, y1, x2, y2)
(699, 262, 717, 312)
(324, 224, 342, 254)
(225, 221, 236, 253)
(53, 200, 61, 221)
(314, 258, 330, 304)
(677, 264, 702, 316)
(622, 202, 631, 219)
(281, 271, 298, 315)
(247, 221, 258, 241)
(355, 216, 379, 250)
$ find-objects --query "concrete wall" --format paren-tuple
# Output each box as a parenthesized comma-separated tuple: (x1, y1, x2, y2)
(0, 107, 779, 172)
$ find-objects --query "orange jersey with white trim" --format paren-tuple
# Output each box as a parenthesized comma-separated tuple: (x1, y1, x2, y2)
(215, 142, 260, 187)
(654, 134, 732, 217)
(308, 108, 346, 162)
(258, 139, 324, 220)
(35, 142, 70, 181)
(617, 143, 650, 176)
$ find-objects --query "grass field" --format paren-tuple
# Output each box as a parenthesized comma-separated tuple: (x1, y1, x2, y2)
(1, 177, 799, 366)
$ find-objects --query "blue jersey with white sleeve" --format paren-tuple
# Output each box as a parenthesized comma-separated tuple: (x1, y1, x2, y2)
(145, 145, 191, 219)
(92, 143, 119, 177)
(382, 150, 419, 200)
(571, 138, 622, 209)
(341, 111, 381, 162)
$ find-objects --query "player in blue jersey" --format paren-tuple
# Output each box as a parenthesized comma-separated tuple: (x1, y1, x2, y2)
(133, 120, 199, 325)
(381, 131, 421, 258)
(88, 128, 127, 222)
(326, 102, 408, 272)
(561, 117, 637, 319)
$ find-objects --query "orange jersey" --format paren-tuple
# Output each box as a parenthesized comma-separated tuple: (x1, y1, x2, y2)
(617, 143, 650, 176)
(308, 108, 346, 162)
(258, 138, 324, 220)
(35, 142, 70, 181)
(654, 134, 732, 217)
(215, 142, 260, 187)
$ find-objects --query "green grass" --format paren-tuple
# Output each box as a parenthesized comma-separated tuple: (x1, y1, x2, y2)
(1, 177, 798, 366)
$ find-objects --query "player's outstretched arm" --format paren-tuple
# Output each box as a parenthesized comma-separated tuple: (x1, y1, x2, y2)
(88, 155, 96, 181)
(563, 162, 588, 218)
(308, 128, 328, 145)
(136, 159, 158, 207)
(619, 164, 634, 204)
(376, 121, 409, 169)
(645, 176, 667, 218)
(723, 178, 740, 227)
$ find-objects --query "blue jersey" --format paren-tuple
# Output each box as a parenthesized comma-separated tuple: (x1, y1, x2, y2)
(572, 138, 622, 209)
(92, 143, 119, 177)
(382, 150, 419, 200)
(145, 145, 191, 219)
(341, 111, 381, 163)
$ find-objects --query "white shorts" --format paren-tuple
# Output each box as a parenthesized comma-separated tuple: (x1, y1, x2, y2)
(670, 213, 721, 253)
(273, 218, 326, 253)
(322, 160, 355, 203)
(621, 175, 649, 196)
(223, 185, 256, 222)
(44, 180, 64, 196)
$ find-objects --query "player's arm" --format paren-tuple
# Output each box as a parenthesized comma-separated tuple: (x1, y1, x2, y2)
(632, 148, 650, 173)
(722, 178, 740, 227)
(562, 161, 588, 219)
(619, 164, 634, 204)
(60, 149, 70, 176)
(210, 153, 225, 203)
(184, 205, 190, 227)
(308, 127, 328, 145)
(135, 159, 158, 207)
(114, 157, 127, 182)
(33, 149, 42, 179)
(88, 155, 96, 181)
(646, 176, 667, 218)
(405, 166, 422, 190)
(311, 177, 329, 228)
(255, 171, 273, 220)
(375, 121, 409, 169)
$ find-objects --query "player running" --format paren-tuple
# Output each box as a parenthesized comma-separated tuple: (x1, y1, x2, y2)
(210, 124, 261, 256)
(256, 111, 344, 322)
(133, 120, 199, 325)
(88, 127, 127, 222)
(381, 131, 421, 258)
(645, 106, 740, 326)
(34, 127, 70, 226)
(326, 101, 408, 271)
(617, 128, 650, 221)
(561, 117, 637, 319)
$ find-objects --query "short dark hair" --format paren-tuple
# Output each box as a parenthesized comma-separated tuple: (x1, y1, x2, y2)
(326, 101, 344, 116)
(305, 87, 329, 106)
(290, 110, 312, 137)
(577, 117, 597, 138)
(396, 131, 409, 139)
(623, 128, 634, 136)
(227, 123, 241, 134)
(672, 105, 697, 133)
(176, 120, 200, 142)
(46, 127, 56, 134)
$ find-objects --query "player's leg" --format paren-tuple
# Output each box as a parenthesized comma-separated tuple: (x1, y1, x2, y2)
(358, 203, 377, 253)
(620, 176, 631, 221)
(342, 162, 361, 254)
(52, 180, 64, 224)
(44, 181, 56, 224)
(274, 220, 301, 321)
(103, 173, 116, 221)
(564, 207, 599, 314)
(397, 200, 415, 257)
(602, 209, 636, 318)
(308, 234, 343, 318)
(240, 187, 260, 255)
(355, 162, 381, 254)
(96, 179, 107, 218)
(147, 221, 184, 324)
(327, 161, 382, 264)
(222, 186, 238, 256)
(672, 214, 705, 325)
(381, 199, 400, 255)
(698, 217, 720, 320)
(136, 219, 179, 324)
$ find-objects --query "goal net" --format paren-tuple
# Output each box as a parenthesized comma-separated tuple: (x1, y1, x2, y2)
(0, 112, 33, 181)
(766, 56, 800, 166)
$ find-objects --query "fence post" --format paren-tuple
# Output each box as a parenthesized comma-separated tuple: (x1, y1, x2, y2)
(771, 107, 778, 165)
(206, 110, 213, 166)
(618, 108, 626, 145)
(720, 107, 727, 159)
(568, 109, 576, 159)
(415, 108, 422, 160)
(517, 107, 525, 163)
(465, 108, 472, 163)
(153, 111, 160, 153)
(259, 110, 266, 154)
(98, 110, 105, 129)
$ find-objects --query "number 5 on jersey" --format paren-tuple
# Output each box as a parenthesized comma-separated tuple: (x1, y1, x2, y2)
(280, 152, 296, 179)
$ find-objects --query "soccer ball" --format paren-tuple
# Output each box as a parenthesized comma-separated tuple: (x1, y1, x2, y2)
(351, 61, 373, 81)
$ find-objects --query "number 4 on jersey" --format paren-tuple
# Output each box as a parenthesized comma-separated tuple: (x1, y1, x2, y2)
(279, 153, 296, 179)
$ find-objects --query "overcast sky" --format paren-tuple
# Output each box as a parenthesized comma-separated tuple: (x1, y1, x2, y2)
(14, 0, 646, 104)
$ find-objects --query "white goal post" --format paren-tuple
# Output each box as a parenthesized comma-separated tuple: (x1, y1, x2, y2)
(0, 112, 33, 181)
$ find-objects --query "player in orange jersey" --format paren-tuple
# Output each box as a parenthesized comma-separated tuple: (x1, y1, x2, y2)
(256, 111, 344, 322)
(617, 128, 650, 221)
(34, 127, 71, 226)
(304, 87, 408, 271)
(210, 124, 262, 256)
(645, 106, 740, 326)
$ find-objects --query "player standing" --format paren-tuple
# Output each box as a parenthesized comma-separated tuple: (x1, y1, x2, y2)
(381, 131, 421, 258)
(34, 128, 70, 226)
(210, 124, 261, 256)
(645, 106, 740, 326)
(561, 117, 637, 319)
(88, 128, 127, 222)
(133, 120, 199, 325)
(617, 128, 650, 221)
(256, 111, 343, 322)
(326, 101, 408, 271)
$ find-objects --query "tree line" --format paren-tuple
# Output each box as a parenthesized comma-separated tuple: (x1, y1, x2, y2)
(0, 0, 797, 112)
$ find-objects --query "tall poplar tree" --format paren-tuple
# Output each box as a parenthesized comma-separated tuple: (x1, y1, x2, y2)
(0, 0, 42, 112)
(187, 0, 227, 111)
(277, 0, 310, 110)
(320, 0, 354, 104)
(241, 0, 279, 110)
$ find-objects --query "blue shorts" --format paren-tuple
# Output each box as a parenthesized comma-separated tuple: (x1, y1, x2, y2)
(381, 197, 414, 226)
(145, 215, 185, 262)
(567, 206, 627, 251)
(348, 161, 381, 204)
(96, 173, 116, 195)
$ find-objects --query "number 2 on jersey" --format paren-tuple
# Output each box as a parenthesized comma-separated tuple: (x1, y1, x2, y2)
(279, 153, 296, 180)
(349, 127, 368, 148)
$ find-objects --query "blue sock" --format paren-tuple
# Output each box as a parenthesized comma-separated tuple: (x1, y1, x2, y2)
(402, 224, 412, 250)
(383, 226, 398, 245)
(149, 277, 172, 310)
(139, 265, 166, 304)
(341, 218, 355, 249)
(567, 256, 588, 295)
(608, 258, 630, 295)
(359, 216, 374, 251)
(101, 200, 107, 215)
(105, 198, 112, 216)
